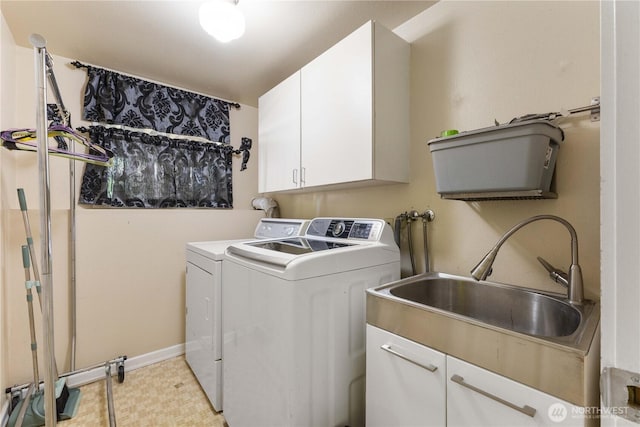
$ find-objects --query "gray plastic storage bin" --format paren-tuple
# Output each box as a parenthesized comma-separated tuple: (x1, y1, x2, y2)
(427, 121, 564, 200)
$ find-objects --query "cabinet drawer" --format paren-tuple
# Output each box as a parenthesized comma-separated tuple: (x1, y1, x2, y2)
(366, 325, 446, 426)
(447, 356, 583, 426)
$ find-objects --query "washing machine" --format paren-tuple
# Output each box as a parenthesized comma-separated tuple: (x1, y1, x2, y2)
(222, 218, 400, 427)
(185, 218, 309, 412)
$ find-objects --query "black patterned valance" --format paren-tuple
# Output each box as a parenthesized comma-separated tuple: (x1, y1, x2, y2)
(79, 126, 233, 208)
(72, 61, 236, 142)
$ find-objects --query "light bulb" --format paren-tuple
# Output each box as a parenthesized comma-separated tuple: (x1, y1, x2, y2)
(199, 0, 246, 43)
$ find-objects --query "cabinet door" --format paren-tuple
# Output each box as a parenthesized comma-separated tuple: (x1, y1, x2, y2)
(258, 71, 301, 192)
(366, 325, 446, 426)
(301, 21, 373, 187)
(447, 356, 584, 427)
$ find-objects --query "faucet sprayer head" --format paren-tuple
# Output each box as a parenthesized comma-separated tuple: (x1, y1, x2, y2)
(470, 248, 499, 281)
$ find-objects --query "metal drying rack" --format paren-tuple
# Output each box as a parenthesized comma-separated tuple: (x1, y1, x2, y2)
(25, 33, 125, 427)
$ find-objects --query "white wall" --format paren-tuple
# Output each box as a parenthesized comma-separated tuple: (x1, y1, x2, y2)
(0, 7, 16, 416)
(1, 44, 264, 385)
(275, 1, 600, 299)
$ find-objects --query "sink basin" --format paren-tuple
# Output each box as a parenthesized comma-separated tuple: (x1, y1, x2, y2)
(388, 275, 581, 337)
(366, 271, 600, 406)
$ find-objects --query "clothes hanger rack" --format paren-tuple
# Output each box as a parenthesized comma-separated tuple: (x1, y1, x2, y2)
(24, 34, 126, 427)
(0, 41, 116, 393)
(1, 125, 114, 165)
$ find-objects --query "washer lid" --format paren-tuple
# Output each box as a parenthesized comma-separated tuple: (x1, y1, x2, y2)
(225, 238, 399, 280)
(226, 236, 371, 269)
(243, 237, 354, 256)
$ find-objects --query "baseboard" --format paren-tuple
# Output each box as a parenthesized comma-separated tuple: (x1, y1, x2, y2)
(0, 344, 184, 425)
(65, 343, 185, 388)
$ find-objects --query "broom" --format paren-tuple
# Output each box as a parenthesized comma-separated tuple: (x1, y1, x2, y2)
(9, 189, 81, 425)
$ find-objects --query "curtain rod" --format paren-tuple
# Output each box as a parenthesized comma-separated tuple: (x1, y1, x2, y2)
(70, 60, 241, 109)
(76, 124, 235, 150)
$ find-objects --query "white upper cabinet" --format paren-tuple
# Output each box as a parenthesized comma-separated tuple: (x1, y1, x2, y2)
(258, 20, 409, 193)
(258, 71, 301, 193)
(300, 21, 374, 187)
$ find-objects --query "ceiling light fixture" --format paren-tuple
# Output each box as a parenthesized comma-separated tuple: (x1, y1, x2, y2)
(199, 0, 246, 43)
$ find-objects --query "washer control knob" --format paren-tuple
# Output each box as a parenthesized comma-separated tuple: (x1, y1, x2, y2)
(332, 221, 346, 237)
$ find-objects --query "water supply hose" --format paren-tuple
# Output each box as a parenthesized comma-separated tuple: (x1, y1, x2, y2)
(407, 217, 416, 275)
(395, 210, 434, 276)
(394, 216, 403, 247)
(422, 218, 430, 273)
(422, 210, 435, 273)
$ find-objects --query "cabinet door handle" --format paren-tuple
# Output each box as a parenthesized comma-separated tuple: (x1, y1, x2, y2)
(450, 374, 537, 418)
(380, 344, 438, 372)
(300, 167, 306, 185)
(292, 169, 298, 185)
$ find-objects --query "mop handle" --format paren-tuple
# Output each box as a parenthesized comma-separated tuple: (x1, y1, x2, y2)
(13, 383, 36, 427)
(17, 187, 28, 211)
(22, 245, 37, 290)
(22, 245, 30, 270)
(17, 188, 42, 308)
(22, 245, 40, 388)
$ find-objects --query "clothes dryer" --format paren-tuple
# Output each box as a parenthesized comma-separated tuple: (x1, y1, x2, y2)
(185, 218, 308, 411)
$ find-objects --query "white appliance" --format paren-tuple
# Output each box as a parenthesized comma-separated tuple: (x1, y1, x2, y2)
(185, 218, 309, 412)
(222, 218, 400, 427)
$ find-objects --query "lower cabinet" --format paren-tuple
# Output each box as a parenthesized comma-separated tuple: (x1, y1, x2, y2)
(366, 325, 586, 427)
(366, 324, 447, 426)
(447, 356, 583, 427)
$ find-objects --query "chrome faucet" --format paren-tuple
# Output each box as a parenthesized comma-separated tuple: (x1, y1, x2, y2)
(470, 215, 584, 305)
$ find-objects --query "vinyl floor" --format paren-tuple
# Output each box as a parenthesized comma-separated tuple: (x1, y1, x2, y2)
(58, 356, 225, 427)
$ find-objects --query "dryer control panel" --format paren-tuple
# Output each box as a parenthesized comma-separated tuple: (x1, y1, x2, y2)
(254, 219, 309, 239)
(306, 218, 385, 241)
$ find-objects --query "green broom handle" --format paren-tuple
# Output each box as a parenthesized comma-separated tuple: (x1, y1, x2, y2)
(17, 188, 42, 308)
(22, 245, 40, 389)
(22, 245, 30, 269)
(17, 188, 27, 211)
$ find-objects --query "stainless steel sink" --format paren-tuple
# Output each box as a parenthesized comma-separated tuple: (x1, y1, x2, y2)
(388, 275, 581, 337)
(366, 271, 601, 406)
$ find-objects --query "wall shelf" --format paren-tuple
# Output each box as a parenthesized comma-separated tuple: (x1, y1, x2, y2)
(439, 189, 557, 201)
